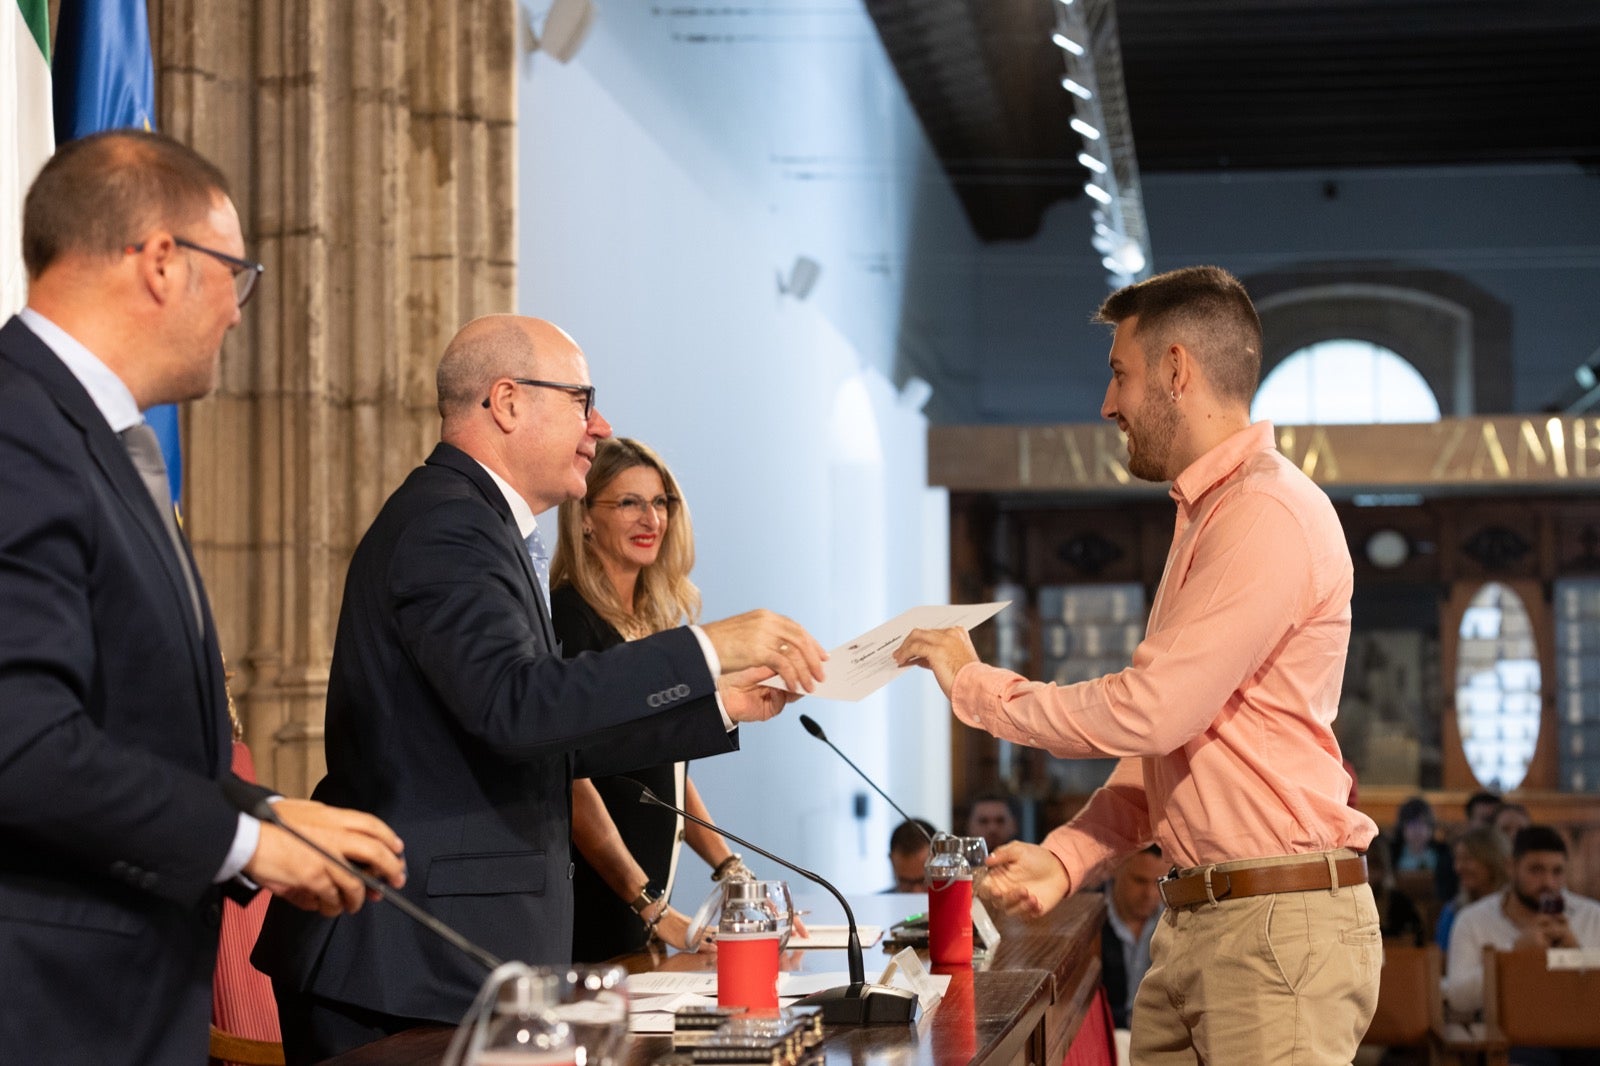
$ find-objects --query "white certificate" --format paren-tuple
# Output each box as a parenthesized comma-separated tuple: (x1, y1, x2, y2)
(765, 601, 1010, 702)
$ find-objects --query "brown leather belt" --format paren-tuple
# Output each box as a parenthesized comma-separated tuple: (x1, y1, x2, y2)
(1158, 855, 1367, 910)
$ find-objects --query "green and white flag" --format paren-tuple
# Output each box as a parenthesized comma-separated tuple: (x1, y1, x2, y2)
(2, 0, 53, 318)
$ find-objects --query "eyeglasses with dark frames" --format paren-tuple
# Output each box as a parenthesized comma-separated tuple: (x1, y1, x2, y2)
(127, 236, 265, 308)
(481, 378, 596, 420)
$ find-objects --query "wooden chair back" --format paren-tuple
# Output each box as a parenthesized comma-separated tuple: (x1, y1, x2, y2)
(1483, 946, 1600, 1048)
(1363, 941, 1441, 1047)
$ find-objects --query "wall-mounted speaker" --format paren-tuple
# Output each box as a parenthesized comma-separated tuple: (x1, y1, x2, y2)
(778, 256, 821, 301)
(527, 0, 596, 64)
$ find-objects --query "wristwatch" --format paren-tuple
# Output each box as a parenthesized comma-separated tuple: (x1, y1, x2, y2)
(629, 881, 665, 915)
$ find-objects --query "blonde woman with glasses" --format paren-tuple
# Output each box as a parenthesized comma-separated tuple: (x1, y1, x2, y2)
(551, 438, 769, 959)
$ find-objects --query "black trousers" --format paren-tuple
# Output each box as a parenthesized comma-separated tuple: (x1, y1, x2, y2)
(273, 981, 436, 1066)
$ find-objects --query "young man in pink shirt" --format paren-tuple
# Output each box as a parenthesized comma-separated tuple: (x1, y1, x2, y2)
(896, 265, 1380, 1064)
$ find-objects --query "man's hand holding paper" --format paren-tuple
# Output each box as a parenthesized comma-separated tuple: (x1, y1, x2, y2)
(763, 602, 1008, 702)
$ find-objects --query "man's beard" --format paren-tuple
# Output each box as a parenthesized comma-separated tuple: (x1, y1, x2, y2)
(1126, 379, 1181, 483)
(1514, 885, 1560, 913)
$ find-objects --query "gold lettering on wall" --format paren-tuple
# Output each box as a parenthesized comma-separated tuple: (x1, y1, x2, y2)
(1513, 419, 1570, 479)
(1095, 431, 1132, 485)
(929, 417, 1600, 493)
(1578, 419, 1600, 478)
(1298, 427, 1341, 481)
(1430, 422, 1470, 480)
(1545, 418, 1569, 478)
(1057, 429, 1091, 485)
(1469, 422, 1512, 479)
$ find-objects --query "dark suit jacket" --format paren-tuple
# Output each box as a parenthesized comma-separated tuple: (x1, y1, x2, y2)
(0, 316, 245, 1065)
(551, 585, 683, 963)
(254, 443, 736, 1023)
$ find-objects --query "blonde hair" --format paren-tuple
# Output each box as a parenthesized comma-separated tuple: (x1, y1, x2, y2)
(551, 438, 700, 639)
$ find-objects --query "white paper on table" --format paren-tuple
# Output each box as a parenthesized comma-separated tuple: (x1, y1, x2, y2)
(1547, 947, 1600, 970)
(627, 989, 718, 1033)
(777, 967, 950, 1004)
(763, 602, 1011, 702)
(786, 924, 881, 949)
(880, 946, 945, 1013)
(626, 972, 717, 996)
(777, 971, 851, 998)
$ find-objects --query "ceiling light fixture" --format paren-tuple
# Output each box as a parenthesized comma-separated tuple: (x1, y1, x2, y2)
(1054, 0, 1151, 289)
(1069, 117, 1101, 141)
(1051, 32, 1085, 55)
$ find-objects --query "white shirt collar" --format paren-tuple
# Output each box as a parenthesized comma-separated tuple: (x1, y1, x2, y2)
(473, 459, 538, 541)
(19, 307, 142, 433)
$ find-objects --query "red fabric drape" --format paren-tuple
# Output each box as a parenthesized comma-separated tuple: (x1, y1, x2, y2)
(211, 742, 283, 1056)
(1063, 985, 1117, 1066)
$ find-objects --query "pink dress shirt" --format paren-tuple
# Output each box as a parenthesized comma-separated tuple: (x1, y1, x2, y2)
(952, 422, 1377, 885)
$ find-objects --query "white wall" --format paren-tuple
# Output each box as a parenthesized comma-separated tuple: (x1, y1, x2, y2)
(516, 3, 973, 895)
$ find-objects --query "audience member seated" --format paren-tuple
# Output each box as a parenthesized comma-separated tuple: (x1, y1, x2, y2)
(1495, 802, 1533, 851)
(1393, 795, 1459, 903)
(1099, 846, 1165, 1031)
(886, 818, 936, 893)
(1436, 825, 1509, 952)
(964, 791, 1020, 854)
(1465, 790, 1504, 830)
(1446, 826, 1600, 1030)
(1366, 833, 1426, 946)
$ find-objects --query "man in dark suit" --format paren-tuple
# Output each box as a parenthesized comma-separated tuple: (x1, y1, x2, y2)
(255, 314, 826, 1062)
(0, 131, 407, 1065)
(1099, 845, 1165, 1030)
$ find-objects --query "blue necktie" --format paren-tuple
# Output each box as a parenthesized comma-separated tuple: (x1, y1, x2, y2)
(525, 527, 551, 611)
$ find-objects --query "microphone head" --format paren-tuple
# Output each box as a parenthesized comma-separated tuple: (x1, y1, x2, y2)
(799, 714, 826, 741)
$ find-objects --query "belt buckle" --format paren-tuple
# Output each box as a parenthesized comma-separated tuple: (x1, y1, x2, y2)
(1157, 868, 1180, 909)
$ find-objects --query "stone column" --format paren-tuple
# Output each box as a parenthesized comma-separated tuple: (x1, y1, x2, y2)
(155, 0, 517, 793)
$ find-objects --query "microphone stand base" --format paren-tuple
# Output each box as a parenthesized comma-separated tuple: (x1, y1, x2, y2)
(794, 982, 920, 1025)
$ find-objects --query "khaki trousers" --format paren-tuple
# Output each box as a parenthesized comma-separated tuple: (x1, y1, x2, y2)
(1129, 850, 1382, 1065)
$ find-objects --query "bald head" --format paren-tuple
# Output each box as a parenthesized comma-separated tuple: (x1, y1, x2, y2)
(436, 314, 581, 424)
(436, 314, 609, 512)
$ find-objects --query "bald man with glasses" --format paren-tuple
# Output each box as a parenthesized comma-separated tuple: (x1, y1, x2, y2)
(255, 314, 827, 1063)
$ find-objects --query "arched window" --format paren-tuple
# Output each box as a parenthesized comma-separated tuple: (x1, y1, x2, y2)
(1250, 339, 1441, 425)
(1456, 582, 1541, 792)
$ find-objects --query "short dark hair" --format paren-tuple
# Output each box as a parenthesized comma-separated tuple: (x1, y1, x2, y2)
(23, 129, 230, 277)
(1094, 265, 1262, 403)
(889, 818, 936, 855)
(967, 791, 1019, 817)
(1465, 790, 1502, 818)
(1512, 825, 1567, 860)
(1395, 795, 1436, 831)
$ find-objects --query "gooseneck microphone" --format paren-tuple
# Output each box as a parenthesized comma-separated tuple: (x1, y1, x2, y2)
(624, 778, 919, 1026)
(798, 714, 933, 844)
(221, 777, 504, 973)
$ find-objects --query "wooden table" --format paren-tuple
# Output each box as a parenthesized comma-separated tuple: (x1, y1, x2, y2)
(321, 892, 1106, 1066)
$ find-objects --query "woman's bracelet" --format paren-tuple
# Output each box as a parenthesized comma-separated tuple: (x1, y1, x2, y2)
(643, 906, 666, 943)
(711, 854, 753, 882)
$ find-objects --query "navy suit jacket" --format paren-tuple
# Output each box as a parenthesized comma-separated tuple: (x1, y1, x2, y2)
(0, 316, 246, 1065)
(254, 443, 736, 1023)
